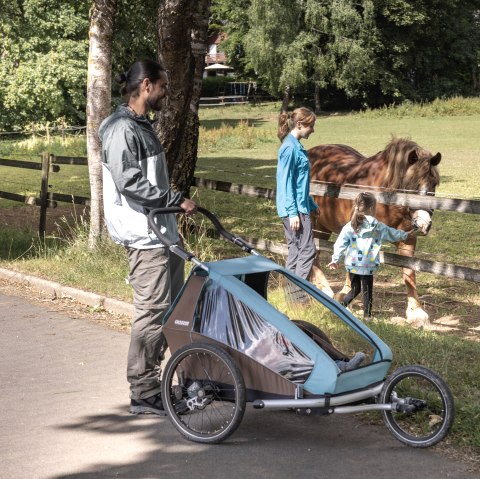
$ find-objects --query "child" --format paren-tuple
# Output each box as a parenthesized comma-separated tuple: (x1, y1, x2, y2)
(328, 192, 413, 318)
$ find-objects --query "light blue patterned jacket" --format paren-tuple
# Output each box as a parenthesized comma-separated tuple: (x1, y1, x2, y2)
(332, 216, 408, 275)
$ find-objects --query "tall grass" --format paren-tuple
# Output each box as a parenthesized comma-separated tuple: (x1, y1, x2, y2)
(0, 135, 87, 158)
(358, 96, 480, 118)
(198, 119, 275, 153)
(3, 213, 132, 300)
(0, 228, 37, 261)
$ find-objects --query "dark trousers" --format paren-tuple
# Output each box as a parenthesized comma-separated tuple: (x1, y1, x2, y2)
(342, 272, 374, 317)
(281, 213, 317, 280)
(125, 246, 184, 399)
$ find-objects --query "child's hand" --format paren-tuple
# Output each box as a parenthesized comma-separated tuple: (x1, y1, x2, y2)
(328, 261, 339, 270)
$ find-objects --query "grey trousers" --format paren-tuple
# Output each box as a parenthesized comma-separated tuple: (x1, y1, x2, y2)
(126, 246, 184, 400)
(282, 213, 317, 280)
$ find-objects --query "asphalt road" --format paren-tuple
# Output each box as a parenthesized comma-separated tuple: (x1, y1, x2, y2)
(0, 291, 476, 479)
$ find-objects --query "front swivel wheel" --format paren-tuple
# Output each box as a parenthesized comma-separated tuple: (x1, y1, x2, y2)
(380, 365, 454, 448)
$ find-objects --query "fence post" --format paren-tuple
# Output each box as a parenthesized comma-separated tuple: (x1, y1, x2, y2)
(38, 153, 51, 236)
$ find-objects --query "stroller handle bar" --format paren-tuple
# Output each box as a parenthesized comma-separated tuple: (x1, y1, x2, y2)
(147, 206, 257, 264)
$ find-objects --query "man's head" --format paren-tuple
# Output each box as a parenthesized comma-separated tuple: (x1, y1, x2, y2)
(116, 60, 169, 112)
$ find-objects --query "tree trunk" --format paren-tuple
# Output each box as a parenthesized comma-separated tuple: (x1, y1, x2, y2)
(473, 65, 480, 92)
(314, 83, 322, 114)
(181, 0, 211, 195)
(280, 85, 291, 114)
(86, 0, 117, 249)
(156, 0, 211, 196)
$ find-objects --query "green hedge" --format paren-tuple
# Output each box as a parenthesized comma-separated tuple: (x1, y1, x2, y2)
(201, 77, 231, 97)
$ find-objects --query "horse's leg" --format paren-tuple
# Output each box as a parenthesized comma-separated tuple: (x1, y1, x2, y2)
(310, 229, 334, 297)
(336, 273, 351, 303)
(398, 240, 430, 326)
(310, 256, 334, 297)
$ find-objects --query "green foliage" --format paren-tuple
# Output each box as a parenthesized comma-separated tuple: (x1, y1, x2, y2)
(0, 228, 37, 260)
(373, 0, 480, 101)
(2, 0, 479, 130)
(0, 0, 158, 130)
(0, 135, 87, 158)
(198, 119, 273, 153)
(212, 0, 480, 107)
(111, 0, 158, 82)
(2, 213, 131, 299)
(200, 76, 231, 97)
(241, 0, 383, 100)
(0, 0, 90, 129)
(244, 0, 302, 95)
(210, 0, 251, 73)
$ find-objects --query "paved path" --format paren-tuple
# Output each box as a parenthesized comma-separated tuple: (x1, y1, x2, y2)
(0, 291, 477, 479)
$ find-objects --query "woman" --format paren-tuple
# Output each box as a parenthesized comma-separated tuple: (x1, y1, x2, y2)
(276, 107, 318, 281)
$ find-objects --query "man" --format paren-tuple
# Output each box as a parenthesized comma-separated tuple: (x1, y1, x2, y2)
(99, 60, 196, 415)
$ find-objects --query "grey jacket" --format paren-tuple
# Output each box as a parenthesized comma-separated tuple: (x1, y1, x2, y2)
(99, 105, 183, 249)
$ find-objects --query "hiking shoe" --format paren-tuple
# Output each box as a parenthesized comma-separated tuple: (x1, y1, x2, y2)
(174, 399, 190, 415)
(336, 352, 366, 372)
(130, 394, 167, 416)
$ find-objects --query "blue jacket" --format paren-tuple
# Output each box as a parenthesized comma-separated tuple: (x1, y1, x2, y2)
(332, 216, 409, 275)
(276, 133, 318, 218)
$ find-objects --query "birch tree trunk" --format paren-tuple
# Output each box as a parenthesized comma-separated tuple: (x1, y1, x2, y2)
(86, 0, 117, 249)
(156, 0, 211, 196)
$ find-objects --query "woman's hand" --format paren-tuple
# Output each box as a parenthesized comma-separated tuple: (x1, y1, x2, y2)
(327, 261, 339, 270)
(289, 215, 300, 231)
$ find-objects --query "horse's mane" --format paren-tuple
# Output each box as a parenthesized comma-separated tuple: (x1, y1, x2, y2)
(381, 137, 439, 191)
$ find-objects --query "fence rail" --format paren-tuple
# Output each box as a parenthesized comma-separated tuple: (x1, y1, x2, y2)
(1, 154, 479, 283)
(193, 177, 480, 214)
(240, 236, 480, 283)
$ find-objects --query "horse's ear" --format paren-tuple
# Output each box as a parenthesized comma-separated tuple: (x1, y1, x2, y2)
(430, 152, 441, 166)
(408, 150, 418, 164)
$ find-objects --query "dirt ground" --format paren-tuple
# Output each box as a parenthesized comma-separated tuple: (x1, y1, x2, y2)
(1, 204, 479, 341)
(1, 204, 90, 235)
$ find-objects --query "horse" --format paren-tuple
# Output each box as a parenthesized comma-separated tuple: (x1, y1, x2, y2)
(307, 137, 441, 326)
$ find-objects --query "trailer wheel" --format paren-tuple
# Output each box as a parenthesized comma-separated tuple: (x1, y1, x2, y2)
(380, 365, 454, 448)
(162, 342, 246, 443)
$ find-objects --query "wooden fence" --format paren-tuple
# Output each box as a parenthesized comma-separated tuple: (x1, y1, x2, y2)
(1, 154, 479, 283)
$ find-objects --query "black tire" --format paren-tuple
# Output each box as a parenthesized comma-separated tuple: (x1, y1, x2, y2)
(161, 342, 246, 444)
(380, 365, 454, 448)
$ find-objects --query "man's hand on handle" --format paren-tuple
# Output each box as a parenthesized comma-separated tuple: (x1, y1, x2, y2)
(180, 198, 197, 216)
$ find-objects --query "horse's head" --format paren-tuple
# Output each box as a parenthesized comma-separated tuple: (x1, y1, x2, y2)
(383, 139, 441, 235)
